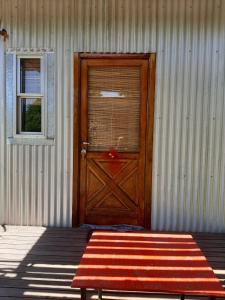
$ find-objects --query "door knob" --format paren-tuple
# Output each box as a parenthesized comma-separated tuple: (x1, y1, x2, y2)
(81, 141, 89, 160)
(81, 148, 87, 160)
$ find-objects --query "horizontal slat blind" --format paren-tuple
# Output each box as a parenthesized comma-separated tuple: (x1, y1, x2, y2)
(88, 66, 141, 152)
(20, 58, 41, 94)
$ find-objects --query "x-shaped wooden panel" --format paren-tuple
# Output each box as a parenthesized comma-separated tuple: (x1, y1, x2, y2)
(86, 158, 139, 212)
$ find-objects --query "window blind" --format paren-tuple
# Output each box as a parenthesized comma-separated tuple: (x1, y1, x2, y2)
(88, 66, 141, 152)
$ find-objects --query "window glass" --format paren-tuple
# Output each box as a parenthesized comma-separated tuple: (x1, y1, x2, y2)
(20, 58, 41, 94)
(20, 98, 42, 132)
(88, 66, 141, 152)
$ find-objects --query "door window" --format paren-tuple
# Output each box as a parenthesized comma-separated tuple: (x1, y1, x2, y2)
(88, 66, 141, 152)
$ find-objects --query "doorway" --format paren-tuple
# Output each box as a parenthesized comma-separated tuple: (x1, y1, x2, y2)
(73, 53, 156, 228)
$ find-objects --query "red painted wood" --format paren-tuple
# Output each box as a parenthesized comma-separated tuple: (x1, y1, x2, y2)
(71, 231, 225, 297)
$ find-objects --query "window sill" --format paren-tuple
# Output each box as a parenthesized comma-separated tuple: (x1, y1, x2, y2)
(7, 137, 55, 145)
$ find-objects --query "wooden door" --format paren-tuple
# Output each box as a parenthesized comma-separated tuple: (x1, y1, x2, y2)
(78, 56, 153, 226)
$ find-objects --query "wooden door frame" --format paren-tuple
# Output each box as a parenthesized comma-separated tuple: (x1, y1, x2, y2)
(72, 53, 156, 229)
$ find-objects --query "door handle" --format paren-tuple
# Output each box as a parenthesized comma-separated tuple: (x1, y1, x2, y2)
(81, 141, 89, 160)
(81, 148, 87, 160)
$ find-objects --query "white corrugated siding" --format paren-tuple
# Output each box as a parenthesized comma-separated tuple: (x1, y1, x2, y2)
(0, 36, 6, 225)
(0, 0, 225, 231)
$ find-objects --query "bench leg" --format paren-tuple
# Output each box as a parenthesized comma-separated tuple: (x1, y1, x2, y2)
(81, 288, 86, 300)
(180, 295, 185, 300)
(98, 289, 102, 300)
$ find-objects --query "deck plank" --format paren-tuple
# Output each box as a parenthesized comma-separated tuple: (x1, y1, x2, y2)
(0, 227, 225, 299)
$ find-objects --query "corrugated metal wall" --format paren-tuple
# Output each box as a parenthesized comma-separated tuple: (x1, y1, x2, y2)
(0, 36, 5, 225)
(0, 0, 225, 231)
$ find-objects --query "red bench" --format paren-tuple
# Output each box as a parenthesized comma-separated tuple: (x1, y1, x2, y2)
(72, 231, 225, 300)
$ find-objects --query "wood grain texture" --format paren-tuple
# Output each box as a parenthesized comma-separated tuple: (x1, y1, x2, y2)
(79, 59, 89, 225)
(79, 58, 149, 226)
(73, 54, 156, 228)
(144, 53, 156, 229)
(79, 53, 150, 59)
(72, 53, 81, 226)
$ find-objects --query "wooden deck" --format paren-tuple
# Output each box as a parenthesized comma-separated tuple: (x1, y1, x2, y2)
(0, 226, 224, 300)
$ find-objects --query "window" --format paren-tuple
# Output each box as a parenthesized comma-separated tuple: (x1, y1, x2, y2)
(17, 57, 43, 134)
(6, 51, 55, 144)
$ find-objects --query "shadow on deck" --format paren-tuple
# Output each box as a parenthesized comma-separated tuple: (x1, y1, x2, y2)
(0, 226, 224, 300)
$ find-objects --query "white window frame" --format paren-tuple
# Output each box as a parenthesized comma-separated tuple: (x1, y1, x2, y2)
(14, 54, 46, 138)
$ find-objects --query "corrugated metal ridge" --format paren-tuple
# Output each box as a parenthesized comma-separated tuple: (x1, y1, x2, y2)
(0, 0, 224, 232)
